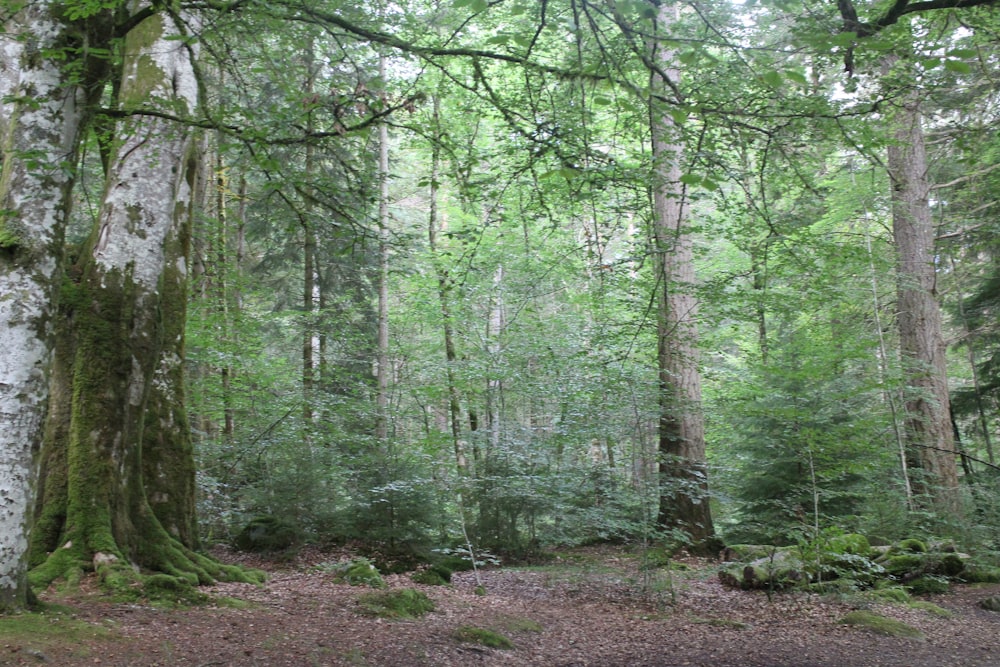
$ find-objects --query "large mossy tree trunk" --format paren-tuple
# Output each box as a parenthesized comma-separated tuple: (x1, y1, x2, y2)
(30, 10, 249, 593)
(0, 3, 113, 611)
(648, 3, 717, 554)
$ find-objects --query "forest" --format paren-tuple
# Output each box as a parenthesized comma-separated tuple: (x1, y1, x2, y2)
(2, 0, 1000, 654)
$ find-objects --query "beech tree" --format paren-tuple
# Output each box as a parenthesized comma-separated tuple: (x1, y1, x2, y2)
(0, 1, 111, 611)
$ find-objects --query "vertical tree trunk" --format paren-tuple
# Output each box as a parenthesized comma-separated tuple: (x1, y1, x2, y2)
(883, 55, 961, 517)
(649, 2, 716, 552)
(375, 55, 391, 442)
(428, 96, 467, 474)
(0, 3, 109, 610)
(31, 10, 244, 590)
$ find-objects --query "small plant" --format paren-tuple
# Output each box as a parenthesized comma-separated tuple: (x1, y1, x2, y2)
(356, 589, 435, 619)
(452, 626, 514, 649)
(839, 610, 923, 639)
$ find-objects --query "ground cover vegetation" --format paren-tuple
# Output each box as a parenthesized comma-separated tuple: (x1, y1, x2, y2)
(2, 0, 1000, 653)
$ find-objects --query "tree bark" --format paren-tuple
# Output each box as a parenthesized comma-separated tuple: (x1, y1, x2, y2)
(883, 55, 961, 517)
(649, 2, 717, 552)
(30, 9, 245, 590)
(0, 2, 110, 610)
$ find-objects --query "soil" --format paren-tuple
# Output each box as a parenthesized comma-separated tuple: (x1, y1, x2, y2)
(7, 545, 1000, 667)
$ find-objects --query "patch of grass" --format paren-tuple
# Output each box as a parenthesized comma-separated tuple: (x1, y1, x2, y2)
(908, 601, 954, 618)
(497, 615, 543, 633)
(452, 626, 514, 649)
(356, 588, 434, 619)
(0, 608, 114, 658)
(868, 586, 911, 603)
(839, 610, 923, 639)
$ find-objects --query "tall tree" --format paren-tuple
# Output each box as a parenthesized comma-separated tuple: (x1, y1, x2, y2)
(648, 2, 717, 551)
(0, 2, 113, 610)
(30, 8, 250, 592)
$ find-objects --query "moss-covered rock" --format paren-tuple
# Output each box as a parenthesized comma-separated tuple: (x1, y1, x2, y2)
(907, 576, 949, 595)
(826, 533, 872, 556)
(357, 589, 434, 619)
(327, 558, 386, 588)
(894, 538, 928, 554)
(978, 595, 1000, 612)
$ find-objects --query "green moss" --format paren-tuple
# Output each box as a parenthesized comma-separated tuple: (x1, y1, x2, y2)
(0, 609, 112, 658)
(826, 533, 872, 556)
(325, 558, 386, 588)
(963, 565, 1000, 583)
(908, 601, 954, 618)
(356, 589, 434, 619)
(895, 539, 928, 554)
(498, 616, 543, 633)
(452, 626, 514, 649)
(906, 576, 949, 595)
(411, 566, 450, 586)
(979, 595, 1000, 612)
(839, 610, 923, 639)
(435, 554, 476, 572)
(882, 554, 925, 578)
(869, 586, 911, 603)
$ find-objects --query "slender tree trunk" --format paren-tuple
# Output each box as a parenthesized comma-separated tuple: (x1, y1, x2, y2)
(0, 3, 110, 610)
(375, 55, 391, 442)
(428, 97, 467, 474)
(883, 55, 961, 517)
(649, 2, 716, 552)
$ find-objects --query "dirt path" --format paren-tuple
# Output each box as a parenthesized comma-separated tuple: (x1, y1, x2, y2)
(7, 547, 1000, 666)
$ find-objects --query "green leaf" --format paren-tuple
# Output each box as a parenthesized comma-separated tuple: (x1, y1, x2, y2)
(944, 60, 972, 74)
(947, 48, 977, 59)
(761, 70, 783, 88)
(680, 173, 702, 186)
(784, 70, 808, 86)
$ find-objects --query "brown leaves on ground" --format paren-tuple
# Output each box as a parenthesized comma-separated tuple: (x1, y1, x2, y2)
(11, 545, 1000, 667)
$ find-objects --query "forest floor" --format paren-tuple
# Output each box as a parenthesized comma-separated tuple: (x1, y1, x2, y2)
(6, 544, 1000, 667)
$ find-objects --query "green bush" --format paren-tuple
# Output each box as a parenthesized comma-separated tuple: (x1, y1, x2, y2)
(412, 564, 452, 586)
(233, 515, 301, 553)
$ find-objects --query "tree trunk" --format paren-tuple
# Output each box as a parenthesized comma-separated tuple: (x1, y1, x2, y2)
(883, 55, 962, 517)
(375, 54, 391, 443)
(649, 2, 717, 553)
(30, 10, 246, 591)
(0, 3, 110, 611)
